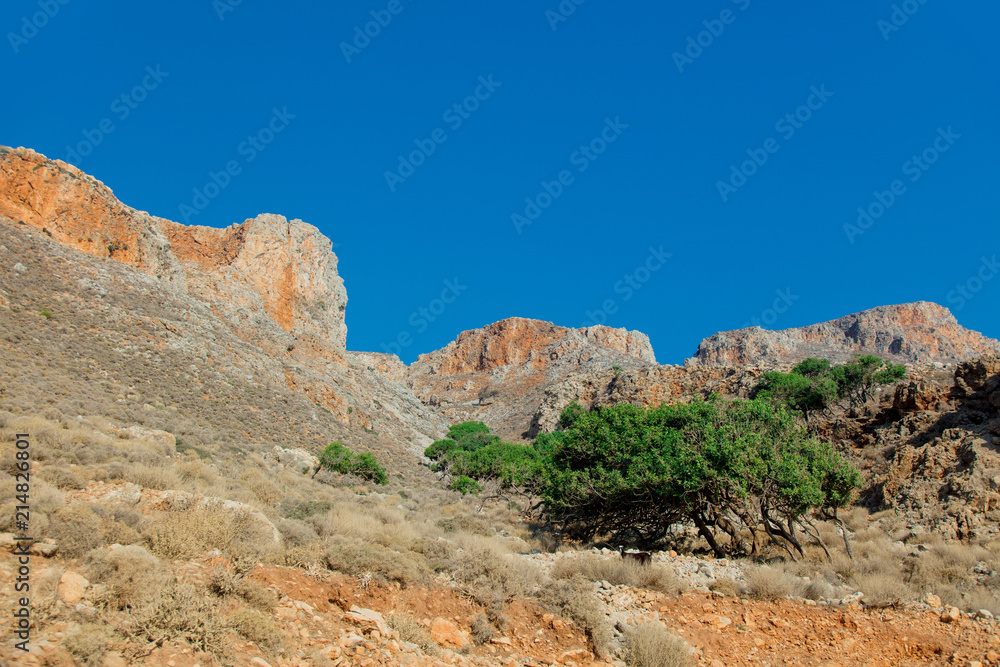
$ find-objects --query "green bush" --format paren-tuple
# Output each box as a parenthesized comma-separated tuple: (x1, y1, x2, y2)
(315, 442, 388, 485)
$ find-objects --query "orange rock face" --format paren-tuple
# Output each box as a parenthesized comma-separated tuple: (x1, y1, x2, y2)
(0, 145, 347, 353)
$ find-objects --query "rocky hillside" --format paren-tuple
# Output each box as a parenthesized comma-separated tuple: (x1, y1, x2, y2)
(689, 302, 1000, 367)
(405, 318, 658, 440)
(0, 146, 445, 472)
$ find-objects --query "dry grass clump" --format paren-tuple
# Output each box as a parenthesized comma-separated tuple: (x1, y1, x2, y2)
(855, 574, 911, 608)
(45, 504, 106, 558)
(802, 579, 833, 601)
(240, 468, 283, 506)
(470, 612, 494, 645)
(228, 607, 284, 650)
(123, 463, 181, 490)
(743, 565, 798, 601)
(209, 568, 278, 611)
(64, 623, 114, 666)
(87, 544, 171, 610)
(323, 540, 429, 587)
(454, 544, 542, 601)
(540, 575, 612, 658)
(142, 505, 276, 560)
(626, 623, 694, 667)
(709, 578, 742, 597)
(551, 556, 685, 595)
(387, 612, 437, 653)
(110, 582, 225, 654)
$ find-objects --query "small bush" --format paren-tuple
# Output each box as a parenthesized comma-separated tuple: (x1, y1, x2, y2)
(111, 582, 224, 654)
(709, 578, 742, 598)
(454, 545, 542, 601)
(540, 575, 612, 657)
(856, 574, 912, 608)
(240, 469, 283, 505)
(87, 544, 171, 610)
(282, 500, 334, 521)
(323, 540, 428, 587)
(470, 612, 494, 645)
(46, 504, 106, 558)
(229, 606, 284, 649)
(450, 475, 482, 495)
(388, 612, 437, 654)
(744, 566, 796, 601)
(209, 568, 278, 611)
(626, 623, 693, 667)
(64, 623, 113, 666)
(803, 579, 833, 601)
(142, 505, 275, 561)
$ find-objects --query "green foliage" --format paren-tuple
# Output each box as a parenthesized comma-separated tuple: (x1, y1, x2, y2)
(755, 355, 907, 418)
(539, 397, 860, 558)
(756, 369, 837, 424)
(317, 441, 353, 474)
(449, 475, 483, 495)
(559, 401, 586, 430)
(315, 441, 388, 485)
(446, 421, 491, 442)
(424, 439, 457, 461)
(351, 452, 389, 485)
(830, 354, 907, 406)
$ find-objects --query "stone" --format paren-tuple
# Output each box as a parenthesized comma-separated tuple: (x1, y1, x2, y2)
(58, 571, 89, 604)
(28, 542, 58, 557)
(346, 607, 389, 636)
(249, 659, 272, 667)
(430, 617, 470, 648)
(941, 606, 962, 623)
(13, 262, 26, 273)
(925, 594, 942, 608)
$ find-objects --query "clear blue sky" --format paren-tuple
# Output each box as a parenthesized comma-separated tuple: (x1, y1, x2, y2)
(3, 0, 998, 363)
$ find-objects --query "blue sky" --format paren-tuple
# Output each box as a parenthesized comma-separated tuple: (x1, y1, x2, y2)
(3, 0, 998, 363)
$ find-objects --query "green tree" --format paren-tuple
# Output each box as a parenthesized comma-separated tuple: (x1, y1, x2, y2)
(830, 355, 907, 406)
(755, 369, 837, 425)
(446, 421, 491, 442)
(314, 441, 388, 485)
(558, 401, 586, 430)
(539, 397, 860, 559)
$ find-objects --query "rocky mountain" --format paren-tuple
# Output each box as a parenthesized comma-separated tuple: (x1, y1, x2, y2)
(405, 317, 658, 440)
(0, 145, 444, 475)
(2, 143, 999, 522)
(689, 301, 1000, 367)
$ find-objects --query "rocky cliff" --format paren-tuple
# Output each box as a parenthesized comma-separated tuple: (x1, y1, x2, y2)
(0, 146, 347, 356)
(689, 302, 1000, 367)
(405, 318, 658, 440)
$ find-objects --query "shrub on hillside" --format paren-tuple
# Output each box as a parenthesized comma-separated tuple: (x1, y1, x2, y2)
(551, 556, 685, 594)
(626, 623, 693, 667)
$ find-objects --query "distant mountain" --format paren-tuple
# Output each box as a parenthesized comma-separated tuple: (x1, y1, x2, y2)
(688, 302, 1000, 367)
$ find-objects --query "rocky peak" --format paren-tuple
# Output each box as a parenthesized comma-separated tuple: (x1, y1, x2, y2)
(0, 145, 347, 353)
(411, 317, 655, 376)
(689, 302, 1000, 367)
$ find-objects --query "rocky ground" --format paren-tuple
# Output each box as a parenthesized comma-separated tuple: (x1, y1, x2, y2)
(5, 544, 1000, 667)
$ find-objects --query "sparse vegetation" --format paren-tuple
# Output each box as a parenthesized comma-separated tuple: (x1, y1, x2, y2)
(626, 623, 694, 667)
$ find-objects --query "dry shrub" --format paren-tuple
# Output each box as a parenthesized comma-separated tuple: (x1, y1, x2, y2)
(709, 578, 742, 597)
(177, 460, 218, 486)
(454, 545, 542, 601)
(228, 606, 284, 650)
(626, 623, 694, 667)
(311, 502, 418, 548)
(142, 505, 276, 560)
(470, 613, 494, 645)
(64, 623, 114, 666)
(540, 575, 612, 658)
(387, 612, 437, 654)
(437, 513, 492, 535)
(87, 544, 171, 610)
(240, 469, 283, 506)
(323, 540, 428, 587)
(43, 466, 86, 489)
(744, 566, 797, 601)
(276, 518, 319, 547)
(551, 556, 685, 595)
(209, 568, 278, 611)
(963, 589, 1000, 616)
(110, 582, 224, 654)
(46, 504, 106, 558)
(124, 463, 181, 490)
(803, 579, 833, 601)
(856, 574, 912, 608)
